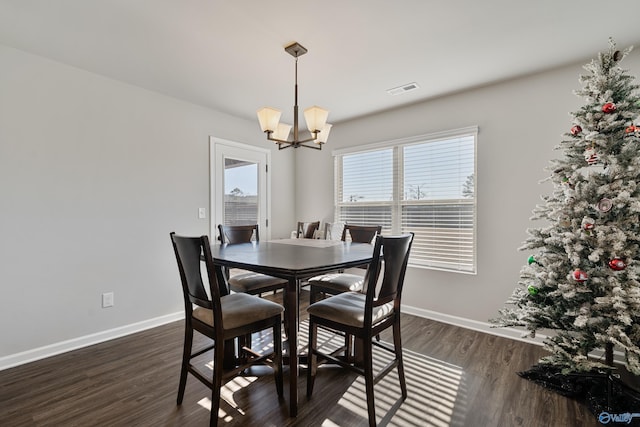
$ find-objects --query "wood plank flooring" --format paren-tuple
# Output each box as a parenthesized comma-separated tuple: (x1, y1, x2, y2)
(0, 294, 603, 426)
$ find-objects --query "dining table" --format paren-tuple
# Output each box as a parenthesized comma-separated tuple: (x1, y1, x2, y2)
(208, 238, 376, 417)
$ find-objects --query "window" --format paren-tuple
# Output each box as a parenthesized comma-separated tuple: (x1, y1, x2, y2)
(335, 127, 477, 273)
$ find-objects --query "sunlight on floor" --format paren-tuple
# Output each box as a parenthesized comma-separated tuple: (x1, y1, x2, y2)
(197, 397, 236, 423)
(198, 367, 259, 420)
(300, 321, 467, 427)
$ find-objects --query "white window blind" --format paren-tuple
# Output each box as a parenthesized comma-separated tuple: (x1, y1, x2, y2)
(335, 128, 477, 273)
(336, 148, 394, 235)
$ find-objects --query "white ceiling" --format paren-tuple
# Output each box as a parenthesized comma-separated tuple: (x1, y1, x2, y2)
(1, 1, 640, 126)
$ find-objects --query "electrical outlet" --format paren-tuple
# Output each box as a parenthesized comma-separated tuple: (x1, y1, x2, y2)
(102, 292, 114, 308)
(198, 207, 206, 219)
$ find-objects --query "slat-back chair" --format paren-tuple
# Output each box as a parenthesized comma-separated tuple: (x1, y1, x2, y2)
(170, 232, 284, 427)
(306, 233, 414, 427)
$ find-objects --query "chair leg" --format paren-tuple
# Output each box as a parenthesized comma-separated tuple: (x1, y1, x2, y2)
(345, 333, 354, 362)
(238, 333, 252, 366)
(210, 341, 225, 427)
(363, 337, 377, 427)
(309, 286, 319, 305)
(393, 318, 407, 400)
(273, 318, 284, 397)
(283, 318, 288, 337)
(306, 320, 318, 398)
(177, 322, 193, 405)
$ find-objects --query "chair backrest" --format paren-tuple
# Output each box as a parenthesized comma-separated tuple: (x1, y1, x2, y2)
(170, 232, 227, 315)
(324, 222, 345, 240)
(218, 224, 259, 244)
(297, 221, 320, 239)
(341, 224, 382, 243)
(363, 233, 414, 323)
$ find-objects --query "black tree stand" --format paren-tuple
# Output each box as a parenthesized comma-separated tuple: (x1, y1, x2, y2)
(519, 344, 640, 425)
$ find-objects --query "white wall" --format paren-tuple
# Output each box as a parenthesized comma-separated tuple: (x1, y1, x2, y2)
(0, 44, 295, 362)
(295, 50, 640, 328)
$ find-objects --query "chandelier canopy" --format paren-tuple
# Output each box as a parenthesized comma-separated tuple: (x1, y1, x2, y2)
(257, 42, 331, 150)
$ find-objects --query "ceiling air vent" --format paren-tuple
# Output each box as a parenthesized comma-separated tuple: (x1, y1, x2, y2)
(387, 82, 420, 96)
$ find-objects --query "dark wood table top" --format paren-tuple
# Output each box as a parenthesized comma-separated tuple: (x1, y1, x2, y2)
(209, 239, 375, 278)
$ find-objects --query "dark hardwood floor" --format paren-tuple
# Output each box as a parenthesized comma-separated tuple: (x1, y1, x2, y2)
(1, 292, 601, 426)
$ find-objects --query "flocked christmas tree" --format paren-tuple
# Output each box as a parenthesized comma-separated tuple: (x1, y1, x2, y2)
(492, 39, 640, 376)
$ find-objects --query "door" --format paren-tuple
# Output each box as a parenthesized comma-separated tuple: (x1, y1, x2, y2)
(210, 137, 271, 240)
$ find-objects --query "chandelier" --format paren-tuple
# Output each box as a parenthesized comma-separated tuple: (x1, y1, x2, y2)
(256, 42, 331, 150)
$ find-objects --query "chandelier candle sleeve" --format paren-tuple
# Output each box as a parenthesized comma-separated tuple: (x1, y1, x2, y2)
(257, 107, 282, 133)
(303, 106, 329, 133)
(273, 123, 292, 141)
(316, 123, 332, 144)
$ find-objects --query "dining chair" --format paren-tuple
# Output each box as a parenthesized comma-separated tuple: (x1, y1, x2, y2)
(306, 233, 414, 427)
(170, 232, 284, 427)
(297, 220, 320, 239)
(308, 224, 382, 305)
(218, 224, 287, 296)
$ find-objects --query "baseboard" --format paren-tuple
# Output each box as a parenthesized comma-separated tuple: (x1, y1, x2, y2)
(402, 304, 548, 345)
(403, 304, 626, 365)
(0, 311, 184, 371)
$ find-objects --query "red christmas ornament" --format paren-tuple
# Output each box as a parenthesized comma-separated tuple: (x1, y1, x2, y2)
(573, 269, 588, 282)
(625, 125, 639, 133)
(602, 102, 617, 113)
(570, 125, 582, 136)
(609, 258, 627, 271)
(584, 147, 598, 165)
(583, 222, 594, 231)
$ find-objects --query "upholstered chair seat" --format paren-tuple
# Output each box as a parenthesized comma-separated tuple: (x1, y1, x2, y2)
(227, 271, 288, 294)
(306, 291, 393, 328)
(192, 293, 283, 330)
(306, 273, 364, 294)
